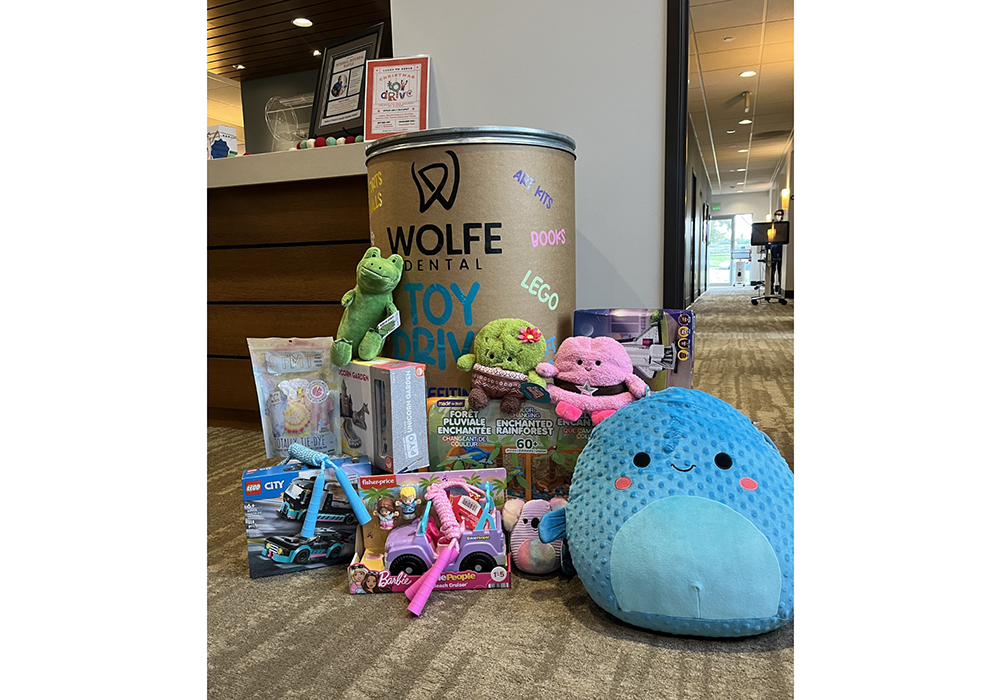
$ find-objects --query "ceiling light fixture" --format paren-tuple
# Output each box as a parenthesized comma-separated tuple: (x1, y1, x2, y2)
(740, 70, 757, 78)
(313, 50, 321, 56)
(737, 182, 745, 185)
(737, 168, 746, 172)
(727, 129, 736, 134)
(723, 36, 734, 42)
(292, 18, 313, 27)
(739, 119, 752, 125)
(738, 149, 749, 153)
(233, 64, 245, 70)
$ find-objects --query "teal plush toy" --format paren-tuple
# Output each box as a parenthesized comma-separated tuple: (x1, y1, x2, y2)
(539, 388, 793, 637)
(330, 247, 403, 366)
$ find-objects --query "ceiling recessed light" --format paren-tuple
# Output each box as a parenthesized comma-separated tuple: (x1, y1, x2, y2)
(738, 149, 749, 153)
(739, 70, 757, 78)
(737, 168, 746, 172)
(723, 36, 734, 42)
(729, 169, 736, 172)
(313, 50, 321, 56)
(292, 18, 313, 27)
(234, 64, 245, 70)
(737, 182, 745, 185)
(739, 119, 752, 125)
(726, 129, 736, 134)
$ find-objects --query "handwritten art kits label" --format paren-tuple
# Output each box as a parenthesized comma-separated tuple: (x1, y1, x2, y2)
(366, 127, 577, 398)
(364, 56, 430, 141)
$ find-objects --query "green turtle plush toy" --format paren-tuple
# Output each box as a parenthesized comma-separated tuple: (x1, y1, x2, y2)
(330, 247, 403, 366)
(457, 319, 547, 416)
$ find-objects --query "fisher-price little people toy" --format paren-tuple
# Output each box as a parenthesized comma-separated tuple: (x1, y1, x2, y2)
(457, 319, 548, 416)
(261, 444, 372, 565)
(384, 480, 505, 615)
(538, 388, 794, 637)
(331, 247, 403, 366)
(536, 336, 649, 426)
(395, 486, 421, 522)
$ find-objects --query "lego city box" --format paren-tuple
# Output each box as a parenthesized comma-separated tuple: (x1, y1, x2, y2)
(338, 358, 429, 473)
(426, 396, 589, 502)
(242, 457, 373, 579)
(573, 309, 694, 391)
(348, 468, 511, 595)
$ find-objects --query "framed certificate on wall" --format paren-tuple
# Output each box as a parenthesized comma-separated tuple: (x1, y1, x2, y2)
(309, 23, 385, 140)
(364, 55, 430, 142)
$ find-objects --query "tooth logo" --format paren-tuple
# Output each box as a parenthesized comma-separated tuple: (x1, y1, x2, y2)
(411, 150, 460, 213)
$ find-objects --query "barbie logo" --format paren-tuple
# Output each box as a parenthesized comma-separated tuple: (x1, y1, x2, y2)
(377, 571, 411, 588)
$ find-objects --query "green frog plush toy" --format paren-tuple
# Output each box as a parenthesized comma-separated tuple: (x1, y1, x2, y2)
(457, 319, 547, 416)
(331, 247, 403, 366)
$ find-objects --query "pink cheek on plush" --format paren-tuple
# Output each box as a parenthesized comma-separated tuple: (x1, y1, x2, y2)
(615, 477, 632, 490)
(739, 477, 758, 491)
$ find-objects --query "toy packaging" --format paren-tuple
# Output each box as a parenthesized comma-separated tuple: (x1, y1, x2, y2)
(248, 337, 342, 459)
(242, 456, 373, 579)
(339, 358, 429, 473)
(348, 468, 511, 599)
(208, 124, 238, 159)
(573, 309, 694, 391)
(426, 396, 587, 502)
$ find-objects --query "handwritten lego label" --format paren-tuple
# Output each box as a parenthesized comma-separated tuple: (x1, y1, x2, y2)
(520, 270, 560, 310)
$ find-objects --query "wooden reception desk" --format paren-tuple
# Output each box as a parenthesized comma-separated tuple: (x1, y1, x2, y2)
(207, 144, 370, 430)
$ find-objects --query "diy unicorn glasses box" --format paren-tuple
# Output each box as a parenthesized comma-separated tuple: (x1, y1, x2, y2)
(348, 468, 511, 595)
(338, 358, 430, 473)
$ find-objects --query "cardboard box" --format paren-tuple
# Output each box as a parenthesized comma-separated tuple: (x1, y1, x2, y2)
(573, 309, 694, 391)
(208, 124, 238, 159)
(426, 396, 589, 501)
(242, 457, 373, 579)
(338, 358, 429, 473)
(348, 468, 511, 594)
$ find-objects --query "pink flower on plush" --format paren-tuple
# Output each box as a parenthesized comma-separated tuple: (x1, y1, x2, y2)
(535, 336, 648, 425)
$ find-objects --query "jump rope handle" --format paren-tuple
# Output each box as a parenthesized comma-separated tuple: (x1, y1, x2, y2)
(287, 444, 371, 527)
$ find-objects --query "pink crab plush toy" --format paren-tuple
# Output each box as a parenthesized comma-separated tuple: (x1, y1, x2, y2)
(535, 336, 649, 426)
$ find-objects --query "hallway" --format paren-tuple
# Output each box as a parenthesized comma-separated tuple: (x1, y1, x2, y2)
(691, 287, 794, 470)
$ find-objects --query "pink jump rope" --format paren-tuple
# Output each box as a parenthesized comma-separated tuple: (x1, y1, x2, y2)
(405, 479, 487, 616)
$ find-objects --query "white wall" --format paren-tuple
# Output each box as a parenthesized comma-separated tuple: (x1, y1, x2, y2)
(712, 192, 771, 221)
(389, 0, 666, 308)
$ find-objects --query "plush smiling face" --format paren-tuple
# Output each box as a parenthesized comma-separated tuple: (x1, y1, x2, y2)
(552, 337, 634, 386)
(564, 387, 793, 637)
(356, 247, 403, 294)
(473, 319, 546, 374)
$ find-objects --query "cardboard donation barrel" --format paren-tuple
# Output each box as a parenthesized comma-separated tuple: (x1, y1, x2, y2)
(365, 126, 577, 398)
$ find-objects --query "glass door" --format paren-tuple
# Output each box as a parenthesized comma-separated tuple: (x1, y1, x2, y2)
(708, 217, 733, 285)
(732, 213, 753, 286)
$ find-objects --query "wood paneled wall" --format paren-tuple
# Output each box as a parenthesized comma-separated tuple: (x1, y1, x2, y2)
(208, 175, 369, 429)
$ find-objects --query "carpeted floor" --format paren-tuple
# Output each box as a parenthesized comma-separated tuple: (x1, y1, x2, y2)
(208, 286, 793, 699)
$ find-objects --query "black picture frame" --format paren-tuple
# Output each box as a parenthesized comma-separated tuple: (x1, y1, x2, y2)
(309, 23, 385, 140)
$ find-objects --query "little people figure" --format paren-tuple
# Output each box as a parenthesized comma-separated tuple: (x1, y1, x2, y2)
(395, 486, 422, 522)
(374, 497, 399, 531)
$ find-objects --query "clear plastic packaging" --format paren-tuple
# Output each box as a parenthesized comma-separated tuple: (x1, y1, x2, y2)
(247, 337, 342, 459)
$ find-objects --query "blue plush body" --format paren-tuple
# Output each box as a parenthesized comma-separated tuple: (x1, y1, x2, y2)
(540, 387, 793, 637)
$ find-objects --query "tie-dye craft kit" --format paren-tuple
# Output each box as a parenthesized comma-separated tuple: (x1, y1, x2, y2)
(242, 457, 373, 579)
(248, 337, 343, 460)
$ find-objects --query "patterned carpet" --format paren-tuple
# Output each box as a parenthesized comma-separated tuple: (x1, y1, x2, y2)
(207, 286, 794, 699)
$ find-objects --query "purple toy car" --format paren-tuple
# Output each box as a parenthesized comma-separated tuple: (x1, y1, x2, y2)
(384, 488, 506, 577)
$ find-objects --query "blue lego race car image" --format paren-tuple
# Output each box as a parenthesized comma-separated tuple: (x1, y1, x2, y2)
(277, 476, 359, 525)
(262, 530, 351, 565)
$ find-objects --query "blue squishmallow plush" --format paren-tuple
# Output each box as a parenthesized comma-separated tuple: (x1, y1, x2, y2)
(539, 387, 793, 637)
